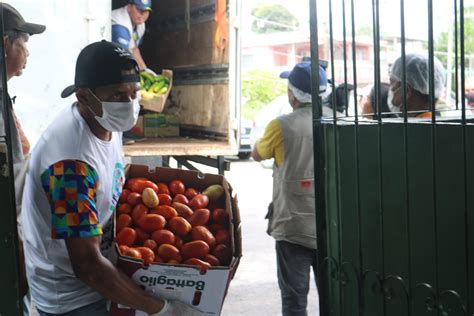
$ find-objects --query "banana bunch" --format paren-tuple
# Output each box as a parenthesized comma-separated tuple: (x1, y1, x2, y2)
(140, 72, 170, 100)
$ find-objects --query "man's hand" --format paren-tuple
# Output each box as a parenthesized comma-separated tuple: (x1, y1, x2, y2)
(149, 300, 205, 316)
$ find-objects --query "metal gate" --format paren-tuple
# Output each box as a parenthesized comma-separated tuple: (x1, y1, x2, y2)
(310, 0, 474, 315)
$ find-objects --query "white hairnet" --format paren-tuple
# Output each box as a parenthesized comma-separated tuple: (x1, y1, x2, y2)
(390, 54, 446, 98)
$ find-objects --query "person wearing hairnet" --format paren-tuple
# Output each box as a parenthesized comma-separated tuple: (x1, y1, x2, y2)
(387, 54, 446, 118)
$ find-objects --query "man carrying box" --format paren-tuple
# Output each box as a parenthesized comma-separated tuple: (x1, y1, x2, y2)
(20, 40, 202, 315)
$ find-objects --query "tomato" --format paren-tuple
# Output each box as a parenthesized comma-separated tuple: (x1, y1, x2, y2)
(171, 202, 193, 219)
(157, 182, 170, 195)
(123, 247, 143, 260)
(125, 177, 148, 191)
(117, 203, 132, 215)
(118, 245, 129, 255)
(142, 188, 159, 208)
(191, 226, 216, 248)
(128, 178, 159, 194)
(116, 227, 137, 247)
(151, 229, 175, 245)
(184, 258, 211, 271)
(173, 235, 184, 250)
(181, 240, 210, 259)
(208, 223, 224, 234)
(172, 194, 189, 205)
(169, 180, 185, 195)
(150, 205, 178, 220)
(136, 247, 155, 265)
(204, 254, 221, 266)
(157, 194, 172, 206)
(119, 189, 131, 203)
(215, 229, 231, 246)
(116, 214, 132, 233)
(212, 244, 232, 265)
(168, 217, 192, 236)
(138, 214, 166, 233)
(143, 239, 158, 251)
(157, 244, 182, 262)
(188, 208, 210, 227)
(131, 203, 148, 225)
(184, 187, 199, 200)
(127, 192, 142, 207)
(189, 194, 209, 210)
(135, 228, 150, 244)
(212, 208, 229, 225)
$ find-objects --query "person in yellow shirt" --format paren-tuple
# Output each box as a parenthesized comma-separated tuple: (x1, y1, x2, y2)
(251, 61, 327, 316)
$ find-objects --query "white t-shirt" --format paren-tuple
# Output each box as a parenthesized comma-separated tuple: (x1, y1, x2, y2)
(112, 6, 146, 50)
(21, 104, 125, 314)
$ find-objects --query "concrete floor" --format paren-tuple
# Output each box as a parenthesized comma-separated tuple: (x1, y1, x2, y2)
(220, 159, 319, 316)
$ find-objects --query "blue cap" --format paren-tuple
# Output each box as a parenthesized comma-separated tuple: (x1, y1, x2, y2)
(280, 62, 328, 94)
(129, 0, 152, 11)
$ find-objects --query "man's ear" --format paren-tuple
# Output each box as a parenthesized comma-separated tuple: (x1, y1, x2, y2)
(75, 89, 90, 105)
(3, 36, 11, 54)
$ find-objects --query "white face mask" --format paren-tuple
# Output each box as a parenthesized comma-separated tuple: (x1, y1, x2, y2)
(387, 88, 401, 115)
(90, 91, 140, 132)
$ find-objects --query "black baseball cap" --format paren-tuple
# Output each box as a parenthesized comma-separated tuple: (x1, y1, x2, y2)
(61, 40, 140, 98)
(1, 3, 46, 35)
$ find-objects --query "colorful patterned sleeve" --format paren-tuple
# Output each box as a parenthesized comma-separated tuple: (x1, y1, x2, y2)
(40, 160, 102, 239)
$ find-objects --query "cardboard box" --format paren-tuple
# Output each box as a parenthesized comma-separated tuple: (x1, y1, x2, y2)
(130, 115, 144, 138)
(144, 113, 179, 138)
(110, 165, 242, 316)
(140, 69, 173, 113)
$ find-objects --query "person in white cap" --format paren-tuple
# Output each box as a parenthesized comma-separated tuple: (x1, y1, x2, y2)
(387, 53, 446, 118)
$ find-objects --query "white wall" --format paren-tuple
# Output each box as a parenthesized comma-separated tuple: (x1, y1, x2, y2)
(7, 0, 111, 146)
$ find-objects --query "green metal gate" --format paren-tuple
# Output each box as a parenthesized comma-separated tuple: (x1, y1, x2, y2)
(310, 0, 474, 315)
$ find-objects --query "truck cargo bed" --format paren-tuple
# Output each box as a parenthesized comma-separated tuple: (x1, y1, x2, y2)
(123, 137, 237, 157)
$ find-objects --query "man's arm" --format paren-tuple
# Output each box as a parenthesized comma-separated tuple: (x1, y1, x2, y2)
(66, 237, 166, 314)
(251, 119, 283, 166)
(251, 146, 263, 162)
(131, 47, 147, 71)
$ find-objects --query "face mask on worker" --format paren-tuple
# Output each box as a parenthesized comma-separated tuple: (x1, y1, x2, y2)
(387, 87, 401, 115)
(89, 90, 140, 132)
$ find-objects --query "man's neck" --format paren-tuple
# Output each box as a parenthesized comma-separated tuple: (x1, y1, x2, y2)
(77, 102, 112, 141)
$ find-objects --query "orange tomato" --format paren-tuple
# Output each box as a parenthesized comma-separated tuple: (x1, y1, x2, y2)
(189, 194, 209, 210)
(169, 180, 186, 195)
(184, 258, 211, 271)
(181, 240, 210, 259)
(204, 254, 221, 266)
(131, 203, 148, 225)
(157, 244, 182, 262)
(215, 229, 231, 246)
(136, 247, 155, 265)
(157, 182, 170, 195)
(188, 208, 210, 227)
(118, 245, 129, 255)
(212, 208, 229, 225)
(173, 194, 189, 205)
(191, 226, 216, 248)
(116, 203, 132, 215)
(128, 178, 159, 194)
(168, 217, 192, 236)
(123, 247, 143, 260)
(125, 177, 148, 191)
(151, 229, 175, 245)
(157, 194, 172, 206)
(171, 202, 193, 219)
(116, 227, 137, 247)
(116, 214, 132, 233)
(212, 244, 232, 265)
(143, 239, 158, 251)
(150, 205, 178, 220)
(184, 187, 199, 200)
(119, 189, 131, 203)
(127, 192, 142, 207)
(138, 214, 166, 233)
(173, 235, 184, 250)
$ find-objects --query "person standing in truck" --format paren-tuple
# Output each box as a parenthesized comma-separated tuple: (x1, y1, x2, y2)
(20, 40, 203, 316)
(0, 3, 46, 315)
(251, 61, 327, 316)
(112, 0, 155, 74)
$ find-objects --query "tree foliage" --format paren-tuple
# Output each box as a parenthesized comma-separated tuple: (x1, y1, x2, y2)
(242, 70, 288, 119)
(251, 4, 299, 34)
